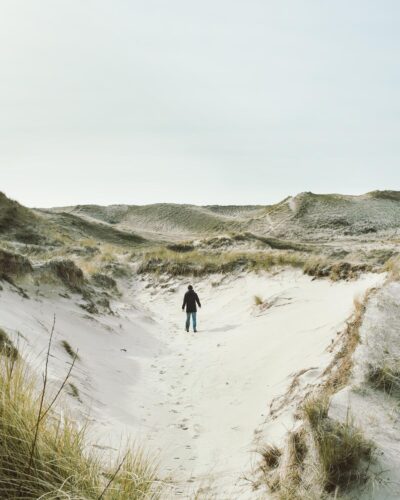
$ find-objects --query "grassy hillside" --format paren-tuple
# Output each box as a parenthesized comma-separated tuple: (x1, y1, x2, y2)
(0, 193, 147, 249)
(249, 191, 400, 238)
(46, 190, 400, 240)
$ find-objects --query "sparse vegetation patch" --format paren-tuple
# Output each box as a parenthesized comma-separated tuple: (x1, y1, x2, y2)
(304, 398, 374, 493)
(0, 249, 33, 278)
(0, 328, 18, 360)
(61, 339, 79, 360)
(0, 331, 161, 499)
(367, 363, 400, 396)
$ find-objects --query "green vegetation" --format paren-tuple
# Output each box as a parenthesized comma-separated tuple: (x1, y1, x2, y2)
(0, 336, 161, 499)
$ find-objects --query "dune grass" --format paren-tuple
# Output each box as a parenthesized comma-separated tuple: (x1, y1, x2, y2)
(0, 328, 18, 360)
(367, 363, 400, 396)
(61, 339, 80, 361)
(303, 398, 374, 494)
(0, 332, 161, 499)
(136, 248, 308, 277)
(136, 247, 370, 282)
(260, 293, 375, 498)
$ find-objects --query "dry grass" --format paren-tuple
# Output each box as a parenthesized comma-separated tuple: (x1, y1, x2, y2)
(0, 332, 162, 499)
(321, 295, 367, 396)
(68, 382, 81, 401)
(385, 255, 400, 281)
(0, 249, 33, 278)
(260, 292, 375, 498)
(367, 363, 400, 396)
(254, 295, 264, 306)
(303, 398, 374, 494)
(137, 248, 309, 277)
(0, 328, 18, 360)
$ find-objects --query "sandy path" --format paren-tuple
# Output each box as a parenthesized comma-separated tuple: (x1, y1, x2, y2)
(125, 271, 385, 498)
(0, 270, 385, 499)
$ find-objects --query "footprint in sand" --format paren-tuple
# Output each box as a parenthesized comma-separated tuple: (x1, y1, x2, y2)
(193, 423, 203, 434)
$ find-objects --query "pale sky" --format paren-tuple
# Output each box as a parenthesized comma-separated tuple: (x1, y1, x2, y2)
(1, 1, 399, 207)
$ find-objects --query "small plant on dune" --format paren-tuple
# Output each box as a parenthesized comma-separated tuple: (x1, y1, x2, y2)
(68, 382, 81, 401)
(259, 431, 306, 498)
(254, 295, 263, 306)
(260, 444, 282, 470)
(303, 397, 374, 494)
(384, 255, 400, 281)
(0, 317, 162, 499)
(61, 339, 79, 360)
(367, 363, 400, 396)
(0, 328, 19, 360)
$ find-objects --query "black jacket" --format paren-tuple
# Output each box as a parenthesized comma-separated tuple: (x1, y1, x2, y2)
(182, 290, 201, 313)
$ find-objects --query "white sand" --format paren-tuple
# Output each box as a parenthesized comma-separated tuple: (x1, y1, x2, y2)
(0, 270, 385, 498)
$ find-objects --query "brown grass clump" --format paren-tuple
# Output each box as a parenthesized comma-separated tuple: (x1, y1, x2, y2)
(0, 328, 18, 360)
(260, 444, 282, 470)
(384, 255, 400, 281)
(137, 248, 308, 277)
(321, 296, 366, 395)
(47, 259, 85, 290)
(0, 249, 33, 278)
(367, 363, 400, 396)
(303, 398, 374, 494)
(260, 431, 307, 499)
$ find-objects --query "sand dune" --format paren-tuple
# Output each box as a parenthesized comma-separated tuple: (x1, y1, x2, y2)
(0, 269, 384, 498)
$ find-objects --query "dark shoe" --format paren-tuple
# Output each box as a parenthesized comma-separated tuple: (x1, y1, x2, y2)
(194, 329, 197, 333)
(186, 328, 189, 333)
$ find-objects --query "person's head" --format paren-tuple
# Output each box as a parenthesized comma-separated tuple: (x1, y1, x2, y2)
(188, 285, 193, 291)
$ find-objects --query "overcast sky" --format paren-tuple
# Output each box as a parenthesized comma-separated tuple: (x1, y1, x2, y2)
(1, 1, 399, 207)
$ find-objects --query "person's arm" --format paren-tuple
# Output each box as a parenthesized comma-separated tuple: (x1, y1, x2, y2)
(195, 293, 201, 308)
(182, 292, 187, 310)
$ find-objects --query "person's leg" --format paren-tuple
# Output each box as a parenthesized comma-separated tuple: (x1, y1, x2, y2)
(186, 313, 190, 332)
(192, 312, 197, 332)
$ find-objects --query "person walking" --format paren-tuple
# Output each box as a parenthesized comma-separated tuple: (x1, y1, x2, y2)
(182, 285, 201, 332)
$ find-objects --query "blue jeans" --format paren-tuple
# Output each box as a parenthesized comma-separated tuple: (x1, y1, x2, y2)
(186, 312, 197, 331)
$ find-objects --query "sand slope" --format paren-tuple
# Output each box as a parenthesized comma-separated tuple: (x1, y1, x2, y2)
(0, 270, 384, 498)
